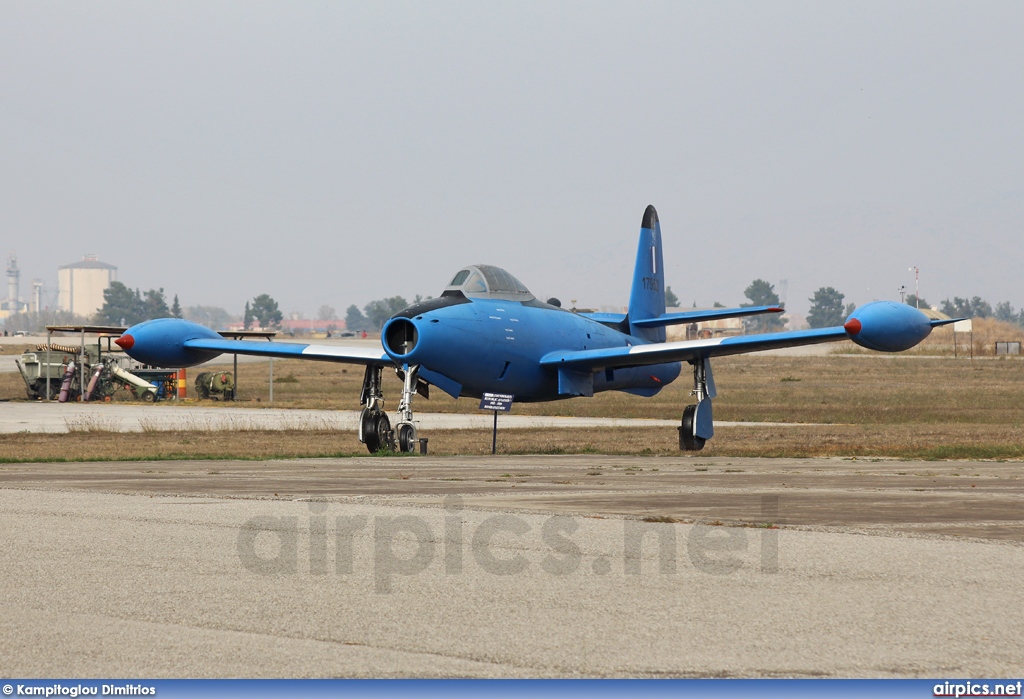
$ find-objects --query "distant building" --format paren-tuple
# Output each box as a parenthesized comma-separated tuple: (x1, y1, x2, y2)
(1, 252, 27, 320)
(58, 255, 117, 318)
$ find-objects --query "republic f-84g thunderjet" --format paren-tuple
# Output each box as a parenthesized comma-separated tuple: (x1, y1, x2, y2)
(115, 206, 952, 452)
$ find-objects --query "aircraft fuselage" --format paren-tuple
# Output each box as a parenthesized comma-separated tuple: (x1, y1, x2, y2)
(382, 296, 681, 401)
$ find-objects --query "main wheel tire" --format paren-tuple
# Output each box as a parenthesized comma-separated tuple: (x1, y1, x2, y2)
(397, 423, 417, 453)
(680, 404, 705, 451)
(373, 412, 393, 453)
(361, 409, 380, 453)
(141, 391, 156, 403)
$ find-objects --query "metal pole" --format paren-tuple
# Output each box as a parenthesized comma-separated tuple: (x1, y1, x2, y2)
(267, 334, 274, 403)
(80, 327, 86, 397)
(491, 410, 498, 455)
(46, 328, 51, 400)
(233, 353, 238, 401)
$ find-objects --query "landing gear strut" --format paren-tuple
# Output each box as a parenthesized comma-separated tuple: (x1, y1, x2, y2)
(679, 357, 714, 451)
(395, 364, 420, 453)
(358, 366, 393, 453)
(357, 364, 424, 454)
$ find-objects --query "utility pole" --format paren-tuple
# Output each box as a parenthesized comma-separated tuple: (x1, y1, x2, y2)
(908, 266, 920, 308)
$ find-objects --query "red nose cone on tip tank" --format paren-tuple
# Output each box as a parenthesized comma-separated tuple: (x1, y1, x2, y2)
(114, 334, 134, 350)
(843, 318, 862, 335)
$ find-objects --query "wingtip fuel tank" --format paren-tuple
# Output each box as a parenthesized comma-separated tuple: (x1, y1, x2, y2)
(116, 318, 224, 367)
(844, 301, 933, 352)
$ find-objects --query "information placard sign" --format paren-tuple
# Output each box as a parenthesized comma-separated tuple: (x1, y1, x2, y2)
(479, 392, 514, 412)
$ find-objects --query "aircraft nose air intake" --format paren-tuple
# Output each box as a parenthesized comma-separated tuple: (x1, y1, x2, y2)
(114, 334, 134, 350)
(383, 318, 420, 360)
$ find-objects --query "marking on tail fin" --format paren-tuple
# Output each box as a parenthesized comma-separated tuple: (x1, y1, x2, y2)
(628, 205, 667, 342)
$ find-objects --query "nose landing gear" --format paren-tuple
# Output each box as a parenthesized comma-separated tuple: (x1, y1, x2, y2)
(395, 364, 421, 453)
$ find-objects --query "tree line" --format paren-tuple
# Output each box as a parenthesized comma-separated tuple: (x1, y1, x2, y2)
(739, 278, 1024, 331)
(80, 278, 1024, 334)
(343, 295, 435, 332)
(92, 283, 430, 333)
(94, 282, 181, 326)
(933, 296, 1024, 326)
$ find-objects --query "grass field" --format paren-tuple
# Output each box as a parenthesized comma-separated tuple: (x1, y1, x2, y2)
(2, 350, 1022, 461)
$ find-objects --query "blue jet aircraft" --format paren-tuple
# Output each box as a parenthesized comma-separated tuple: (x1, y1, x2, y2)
(115, 206, 953, 452)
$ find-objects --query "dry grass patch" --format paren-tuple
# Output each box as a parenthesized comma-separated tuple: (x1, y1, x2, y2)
(3, 351, 1022, 462)
(2, 423, 1023, 463)
(91, 353, 1023, 428)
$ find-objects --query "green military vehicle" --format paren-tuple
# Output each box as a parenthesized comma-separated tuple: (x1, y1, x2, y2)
(194, 371, 235, 400)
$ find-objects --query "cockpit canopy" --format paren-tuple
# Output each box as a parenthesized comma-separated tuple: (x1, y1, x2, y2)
(443, 264, 534, 301)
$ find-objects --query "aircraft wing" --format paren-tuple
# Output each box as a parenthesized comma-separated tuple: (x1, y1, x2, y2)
(541, 308, 959, 371)
(183, 338, 392, 365)
(539, 327, 849, 371)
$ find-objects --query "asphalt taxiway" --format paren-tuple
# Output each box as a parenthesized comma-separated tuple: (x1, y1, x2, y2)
(1, 454, 1021, 677)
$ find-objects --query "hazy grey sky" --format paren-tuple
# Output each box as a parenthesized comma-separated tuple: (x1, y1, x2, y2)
(2, 1, 1022, 321)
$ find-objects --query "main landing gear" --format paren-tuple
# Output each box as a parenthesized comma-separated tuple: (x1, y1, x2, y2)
(357, 364, 426, 454)
(679, 357, 715, 452)
(358, 366, 392, 452)
(680, 404, 704, 451)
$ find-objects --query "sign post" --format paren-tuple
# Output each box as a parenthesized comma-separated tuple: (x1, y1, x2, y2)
(479, 392, 514, 455)
(953, 319, 973, 360)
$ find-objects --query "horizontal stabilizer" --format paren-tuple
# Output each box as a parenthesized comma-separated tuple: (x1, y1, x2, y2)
(930, 318, 965, 327)
(632, 305, 784, 328)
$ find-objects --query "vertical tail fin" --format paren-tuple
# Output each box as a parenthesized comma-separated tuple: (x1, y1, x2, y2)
(627, 205, 666, 342)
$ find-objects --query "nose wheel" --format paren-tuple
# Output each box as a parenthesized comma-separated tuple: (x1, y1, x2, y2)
(397, 423, 418, 453)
